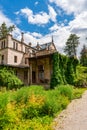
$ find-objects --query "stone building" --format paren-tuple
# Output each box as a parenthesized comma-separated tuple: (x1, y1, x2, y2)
(0, 33, 57, 86)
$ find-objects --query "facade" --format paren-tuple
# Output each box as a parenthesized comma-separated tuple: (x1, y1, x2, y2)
(0, 33, 57, 87)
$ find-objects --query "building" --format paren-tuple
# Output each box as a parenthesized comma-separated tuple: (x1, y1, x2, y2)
(0, 33, 57, 87)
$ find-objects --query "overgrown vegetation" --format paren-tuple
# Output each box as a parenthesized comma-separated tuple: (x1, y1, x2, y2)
(0, 85, 86, 130)
(50, 52, 79, 88)
(74, 65, 87, 87)
(80, 44, 87, 66)
(0, 67, 23, 89)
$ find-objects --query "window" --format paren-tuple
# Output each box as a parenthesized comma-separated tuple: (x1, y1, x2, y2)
(24, 71, 28, 80)
(3, 40, 5, 48)
(13, 42, 15, 49)
(38, 65, 44, 82)
(25, 58, 28, 64)
(1, 55, 4, 64)
(1, 41, 3, 49)
(38, 65, 44, 71)
(1, 40, 5, 49)
(16, 43, 18, 50)
(25, 47, 29, 53)
(13, 42, 18, 50)
(14, 56, 17, 63)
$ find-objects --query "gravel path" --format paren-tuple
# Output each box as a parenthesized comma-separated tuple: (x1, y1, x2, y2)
(53, 90, 87, 130)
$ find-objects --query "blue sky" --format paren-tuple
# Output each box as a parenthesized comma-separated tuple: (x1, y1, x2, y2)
(0, 0, 87, 55)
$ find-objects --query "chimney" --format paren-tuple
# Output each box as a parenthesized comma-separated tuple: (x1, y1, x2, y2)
(21, 32, 24, 43)
(36, 42, 40, 50)
(52, 35, 54, 43)
(29, 42, 32, 47)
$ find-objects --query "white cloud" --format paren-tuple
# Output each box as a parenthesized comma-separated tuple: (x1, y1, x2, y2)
(0, 10, 13, 26)
(48, 5, 57, 22)
(49, 24, 59, 31)
(18, 7, 50, 25)
(31, 32, 42, 38)
(49, 0, 87, 16)
(16, 5, 57, 25)
(69, 11, 87, 32)
(29, 12, 50, 25)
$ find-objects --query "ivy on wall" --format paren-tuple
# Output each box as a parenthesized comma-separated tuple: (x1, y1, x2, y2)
(50, 52, 79, 88)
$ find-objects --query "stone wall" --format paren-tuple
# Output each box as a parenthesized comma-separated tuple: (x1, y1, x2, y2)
(0, 49, 8, 64)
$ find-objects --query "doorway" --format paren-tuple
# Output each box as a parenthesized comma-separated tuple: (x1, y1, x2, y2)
(32, 71, 36, 83)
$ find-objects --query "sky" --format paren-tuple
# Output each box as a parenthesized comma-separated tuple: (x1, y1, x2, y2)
(0, 0, 87, 56)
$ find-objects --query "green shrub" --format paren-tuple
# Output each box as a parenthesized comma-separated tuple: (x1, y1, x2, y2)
(57, 85, 73, 100)
(22, 94, 45, 119)
(0, 92, 10, 108)
(0, 67, 23, 89)
(73, 88, 86, 99)
(74, 66, 87, 87)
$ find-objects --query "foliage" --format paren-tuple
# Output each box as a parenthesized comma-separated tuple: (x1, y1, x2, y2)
(50, 52, 63, 88)
(74, 65, 87, 87)
(0, 67, 23, 89)
(73, 88, 86, 99)
(64, 34, 80, 57)
(50, 52, 79, 88)
(57, 85, 73, 100)
(65, 57, 79, 85)
(80, 45, 87, 66)
(0, 85, 84, 129)
(0, 22, 15, 38)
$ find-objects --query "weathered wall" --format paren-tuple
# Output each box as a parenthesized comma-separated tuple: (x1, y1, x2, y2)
(15, 68, 29, 85)
(29, 56, 52, 84)
(0, 49, 8, 64)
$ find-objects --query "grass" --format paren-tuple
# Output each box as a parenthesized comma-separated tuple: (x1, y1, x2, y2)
(0, 85, 86, 130)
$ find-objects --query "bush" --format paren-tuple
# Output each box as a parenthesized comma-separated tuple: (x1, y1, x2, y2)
(0, 67, 23, 89)
(73, 88, 86, 99)
(57, 85, 73, 100)
(22, 94, 45, 119)
(74, 66, 87, 87)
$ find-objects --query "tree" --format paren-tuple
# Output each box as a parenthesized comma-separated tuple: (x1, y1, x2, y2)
(80, 45, 87, 66)
(0, 22, 15, 38)
(64, 34, 80, 57)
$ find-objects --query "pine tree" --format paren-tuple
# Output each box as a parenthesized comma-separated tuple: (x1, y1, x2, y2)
(64, 34, 80, 57)
(0, 22, 15, 38)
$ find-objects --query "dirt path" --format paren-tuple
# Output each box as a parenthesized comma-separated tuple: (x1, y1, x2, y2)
(53, 90, 87, 130)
